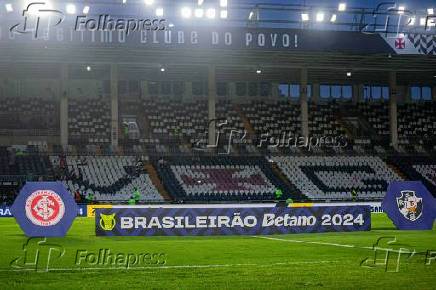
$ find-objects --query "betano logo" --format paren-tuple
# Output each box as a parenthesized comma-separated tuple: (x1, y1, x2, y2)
(100, 213, 116, 231)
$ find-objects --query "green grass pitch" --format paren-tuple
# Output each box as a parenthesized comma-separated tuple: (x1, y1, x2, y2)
(0, 213, 435, 289)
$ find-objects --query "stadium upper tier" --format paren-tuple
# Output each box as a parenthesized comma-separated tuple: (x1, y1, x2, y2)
(1, 97, 435, 154)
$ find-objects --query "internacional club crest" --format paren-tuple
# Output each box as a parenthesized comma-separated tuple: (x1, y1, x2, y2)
(396, 190, 423, 221)
(25, 190, 65, 226)
(382, 181, 436, 230)
(11, 182, 77, 237)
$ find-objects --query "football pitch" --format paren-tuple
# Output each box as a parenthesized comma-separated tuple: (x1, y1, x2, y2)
(0, 214, 435, 290)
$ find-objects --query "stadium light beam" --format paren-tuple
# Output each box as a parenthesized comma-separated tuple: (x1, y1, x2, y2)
(156, 7, 164, 17)
(83, 5, 90, 14)
(181, 7, 192, 18)
(195, 8, 204, 18)
(316, 12, 324, 22)
(206, 8, 216, 19)
(330, 14, 337, 22)
(220, 10, 228, 19)
(338, 3, 346, 12)
(66, 3, 76, 14)
(301, 13, 309, 22)
(5, 3, 13, 12)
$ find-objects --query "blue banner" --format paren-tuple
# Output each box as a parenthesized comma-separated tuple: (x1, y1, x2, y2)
(382, 181, 436, 230)
(0, 205, 12, 217)
(95, 206, 371, 236)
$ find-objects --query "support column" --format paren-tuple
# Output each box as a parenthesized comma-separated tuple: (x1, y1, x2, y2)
(272, 82, 279, 99)
(60, 64, 69, 148)
(432, 86, 436, 101)
(352, 84, 360, 105)
(229, 82, 236, 98)
(389, 71, 398, 150)
(184, 81, 193, 100)
(208, 64, 216, 146)
(300, 68, 309, 138)
(141, 80, 149, 99)
(312, 83, 320, 104)
(110, 64, 119, 148)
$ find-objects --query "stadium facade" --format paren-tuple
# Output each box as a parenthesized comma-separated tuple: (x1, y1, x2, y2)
(0, 0, 435, 204)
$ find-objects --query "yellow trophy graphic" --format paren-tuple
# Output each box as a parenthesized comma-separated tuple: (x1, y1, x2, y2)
(99, 213, 116, 231)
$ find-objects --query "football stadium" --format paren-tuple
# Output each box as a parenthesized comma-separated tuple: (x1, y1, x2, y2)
(0, 0, 435, 289)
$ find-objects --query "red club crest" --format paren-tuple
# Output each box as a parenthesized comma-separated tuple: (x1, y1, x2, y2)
(25, 190, 65, 227)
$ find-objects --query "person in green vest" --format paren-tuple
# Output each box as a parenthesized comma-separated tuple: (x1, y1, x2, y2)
(133, 187, 141, 202)
(128, 196, 136, 205)
(274, 188, 283, 200)
(286, 198, 294, 206)
(85, 193, 94, 204)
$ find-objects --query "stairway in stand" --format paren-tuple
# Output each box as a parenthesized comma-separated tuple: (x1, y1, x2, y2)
(144, 163, 173, 201)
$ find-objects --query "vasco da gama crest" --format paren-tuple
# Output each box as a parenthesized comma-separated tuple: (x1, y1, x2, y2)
(396, 190, 423, 221)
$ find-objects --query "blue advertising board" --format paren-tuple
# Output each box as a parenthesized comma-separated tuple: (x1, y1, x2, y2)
(11, 182, 78, 237)
(0, 205, 12, 217)
(96, 206, 370, 236)
(382, 181, 436, 230)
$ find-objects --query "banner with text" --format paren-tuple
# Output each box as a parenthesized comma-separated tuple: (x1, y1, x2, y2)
(95, 206, 371, 236)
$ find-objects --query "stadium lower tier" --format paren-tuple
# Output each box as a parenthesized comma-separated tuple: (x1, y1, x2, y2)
(0, 151, 435, 204)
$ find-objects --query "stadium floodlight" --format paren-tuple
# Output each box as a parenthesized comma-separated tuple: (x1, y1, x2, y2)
(330, 14, 337, 22)
(398, 6, 405, 14)
(198, 0, 204, 5)
(66, 3, 76, 14)
(346, 72, 352, 77)
(206, 8, 216, 19)
(168, 23, 175, 27)
(86, 66, 92, 72)
(427, 8, 434, 15)
(5, 3, 13, 12)
(160, 67, 166, 72)
(220, 0, 228, 8)
(144, 0, 154, 6)
(195, 9, 204, 18)
(256, 69, 262, 74)
(156, 7, 164, 17)
(122, 0, 127, 4)
(181, 7, 192, 18)
(83, 6, 90, 14)
(408, 17, 416, 26)
(220, 10, 228, 19)
(338, 3, 346, 12)
(301, 13, 309, 21)
(316, 12, 324, 22)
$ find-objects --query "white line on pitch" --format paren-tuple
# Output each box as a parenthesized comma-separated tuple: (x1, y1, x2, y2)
(0, 260, 339, 273)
